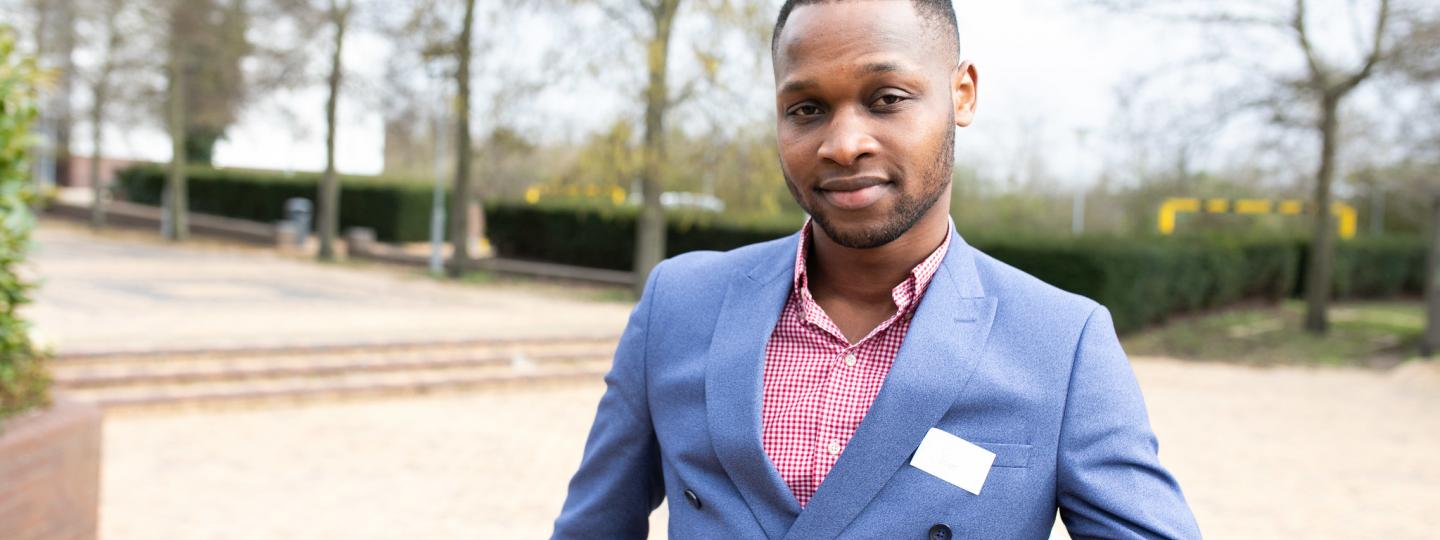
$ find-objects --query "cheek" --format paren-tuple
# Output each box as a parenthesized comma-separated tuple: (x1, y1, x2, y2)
(891, 119, 948, 169)
(777, 131, 814, 179)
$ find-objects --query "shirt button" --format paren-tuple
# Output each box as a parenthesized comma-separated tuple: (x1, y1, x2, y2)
(843, 353, 857, 367)
(827, 440, 842, 455)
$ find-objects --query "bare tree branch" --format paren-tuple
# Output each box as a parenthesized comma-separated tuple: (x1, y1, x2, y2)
(1292, 0, 1329, 85)
(593, 0, 646, 41)
(1341, 0, 1391, 92)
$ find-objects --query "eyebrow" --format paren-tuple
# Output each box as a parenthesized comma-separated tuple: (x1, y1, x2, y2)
(862, 62, 901, 74)
(778, 62, 909, 95)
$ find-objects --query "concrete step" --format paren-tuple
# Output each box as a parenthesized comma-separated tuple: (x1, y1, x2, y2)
(63, 365, 613, 409)
(51, 335, 620, 367)
(52, 337, 619, 409)
(51, 345, 617, 388)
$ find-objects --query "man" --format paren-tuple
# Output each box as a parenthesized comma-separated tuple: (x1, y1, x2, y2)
(553, 1, 1201, 538)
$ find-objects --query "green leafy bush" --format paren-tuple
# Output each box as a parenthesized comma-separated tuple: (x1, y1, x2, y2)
(0, 28, 51, 425)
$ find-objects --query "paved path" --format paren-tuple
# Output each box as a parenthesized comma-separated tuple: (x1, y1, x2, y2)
(31, 218, 1440, 538)
(96, 358, 1440, 539)
(26, 220, 632, 355)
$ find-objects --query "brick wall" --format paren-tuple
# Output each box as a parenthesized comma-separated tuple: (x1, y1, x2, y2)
(62, 156, 139, 189)
(0, 400, 102, 540)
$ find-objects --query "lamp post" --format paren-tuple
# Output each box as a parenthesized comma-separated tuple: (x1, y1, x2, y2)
(427, 60, 449, 277)
(1072, 129, 1090, 237)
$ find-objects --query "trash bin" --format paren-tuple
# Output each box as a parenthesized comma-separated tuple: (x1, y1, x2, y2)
(285, 198, 313, 247)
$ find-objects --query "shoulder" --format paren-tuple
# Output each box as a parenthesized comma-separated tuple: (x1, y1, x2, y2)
(966, 244, 1101, 334)
(647, 233, 797, 302)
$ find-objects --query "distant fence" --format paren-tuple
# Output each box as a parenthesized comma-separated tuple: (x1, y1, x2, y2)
(1159, 198, 1359, 239)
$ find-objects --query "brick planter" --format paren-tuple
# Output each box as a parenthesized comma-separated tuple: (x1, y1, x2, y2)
(0, 399, 102, 540)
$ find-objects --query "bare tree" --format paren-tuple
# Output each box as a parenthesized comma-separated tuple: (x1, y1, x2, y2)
(317, 0, 353, 261)
(1293, 0, 1394, 333)
(37, 0, 77, 186)
(390, 0, 531, 277)
(80, 0, 146, 229)
(445, 0, 478, 277)
(579, 0, 772, 291)
(164, 0, 192, 241)
(634, 0, 680, 291)
(1088, 0, 1413, 334)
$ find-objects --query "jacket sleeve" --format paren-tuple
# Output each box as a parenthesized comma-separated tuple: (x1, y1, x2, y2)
(1056, 306, 1203, 539)
(551, 263, 666, 539)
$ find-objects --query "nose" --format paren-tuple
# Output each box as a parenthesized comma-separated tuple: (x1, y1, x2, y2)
(816, 106, 880, 168)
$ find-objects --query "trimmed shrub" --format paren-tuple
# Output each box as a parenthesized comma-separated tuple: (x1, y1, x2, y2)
(0, 28, 51, 425)
(115, 165, 443, 243)
(982, 237, 1299, 333)
(482, 203, 1421, 332)
(109, 163, 1425, 335)
(483, 203, 799, 271)
(1338, 238, 1425, 298)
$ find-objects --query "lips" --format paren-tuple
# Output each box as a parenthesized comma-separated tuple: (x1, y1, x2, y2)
(817, 176, 891, 210)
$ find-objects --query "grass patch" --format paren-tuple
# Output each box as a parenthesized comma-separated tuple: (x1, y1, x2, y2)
(1122, 300, 1424, 367)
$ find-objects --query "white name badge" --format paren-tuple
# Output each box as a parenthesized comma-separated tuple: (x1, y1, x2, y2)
(910, 427, 996, 496)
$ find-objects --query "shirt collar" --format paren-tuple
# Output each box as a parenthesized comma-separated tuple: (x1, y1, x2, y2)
(791, 217, 953, 314)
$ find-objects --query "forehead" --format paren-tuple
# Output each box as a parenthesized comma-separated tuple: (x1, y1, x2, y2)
(773, 1, 939, 77)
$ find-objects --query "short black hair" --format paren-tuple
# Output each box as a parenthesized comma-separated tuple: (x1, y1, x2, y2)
(771, 0, 961, 58)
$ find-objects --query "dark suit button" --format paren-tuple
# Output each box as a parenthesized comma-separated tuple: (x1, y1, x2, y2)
(684, 489, 702, 510)
(928, 523, 952, 540)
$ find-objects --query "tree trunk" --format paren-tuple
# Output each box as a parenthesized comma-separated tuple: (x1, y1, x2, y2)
(89, 74, 107, 230)
(446, 0, 477, 277)
(1424, 193, 1440, 356)
(318, 0, 348, 261)
(634, 0, 680, 292)
(165, 13, 188, 242)
(90, 0, 122, 231)
(52, 0, 77, 187)
(32, 0, 49, 61)
(1303, 92, 1341, 334)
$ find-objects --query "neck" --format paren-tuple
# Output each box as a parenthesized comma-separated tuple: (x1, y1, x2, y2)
(808, 195, 952, 306)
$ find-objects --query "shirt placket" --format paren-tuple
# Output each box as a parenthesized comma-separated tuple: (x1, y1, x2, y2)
(811, 335, 869, 491)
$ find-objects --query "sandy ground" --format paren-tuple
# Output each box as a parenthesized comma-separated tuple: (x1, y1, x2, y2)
(97, 357, 1440, 540)
(34, 217, 1440, 538)
(26, 220, 632, 355)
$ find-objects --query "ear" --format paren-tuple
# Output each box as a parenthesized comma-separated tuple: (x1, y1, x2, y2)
(952, 61, 978, 127)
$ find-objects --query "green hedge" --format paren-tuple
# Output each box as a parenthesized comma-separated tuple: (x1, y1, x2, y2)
(483, 203, 799, 270)
(1, 28, 51, 425)
(112, 164, 1426, 335)
(115, 165, 444, 243)
(1296, 236, 1427, 300)
(484, 205, 1422, 334)
(981, 237, 1299, 333)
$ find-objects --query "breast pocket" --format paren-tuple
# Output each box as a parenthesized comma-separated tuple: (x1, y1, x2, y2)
(975, 442, 1032, 469)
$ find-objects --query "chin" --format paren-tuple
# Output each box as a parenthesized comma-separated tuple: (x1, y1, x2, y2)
(812, 216, 908, 250)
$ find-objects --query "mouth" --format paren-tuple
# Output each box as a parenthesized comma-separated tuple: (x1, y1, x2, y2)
(816, 176, 892, 211)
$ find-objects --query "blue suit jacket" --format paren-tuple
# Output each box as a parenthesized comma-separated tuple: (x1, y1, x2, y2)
(553, 230, 1201, 539)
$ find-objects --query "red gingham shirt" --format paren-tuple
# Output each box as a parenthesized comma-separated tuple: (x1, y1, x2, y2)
(760, 220, 952, 507)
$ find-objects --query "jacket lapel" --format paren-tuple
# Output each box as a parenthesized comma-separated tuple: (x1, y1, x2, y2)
(705, 234, 803, 539)
(783, 233, 998, 540)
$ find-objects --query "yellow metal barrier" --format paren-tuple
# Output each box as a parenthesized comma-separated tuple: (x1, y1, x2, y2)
(1158, 198, 1357, 239)
(524, 185, 628, 206)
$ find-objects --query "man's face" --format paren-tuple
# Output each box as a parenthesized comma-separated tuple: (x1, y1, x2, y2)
(773, 1, 976, 249)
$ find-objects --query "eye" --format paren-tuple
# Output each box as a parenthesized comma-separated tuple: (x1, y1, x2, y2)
(787, 103, 823, 117)
(872, 93, 908, 108)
